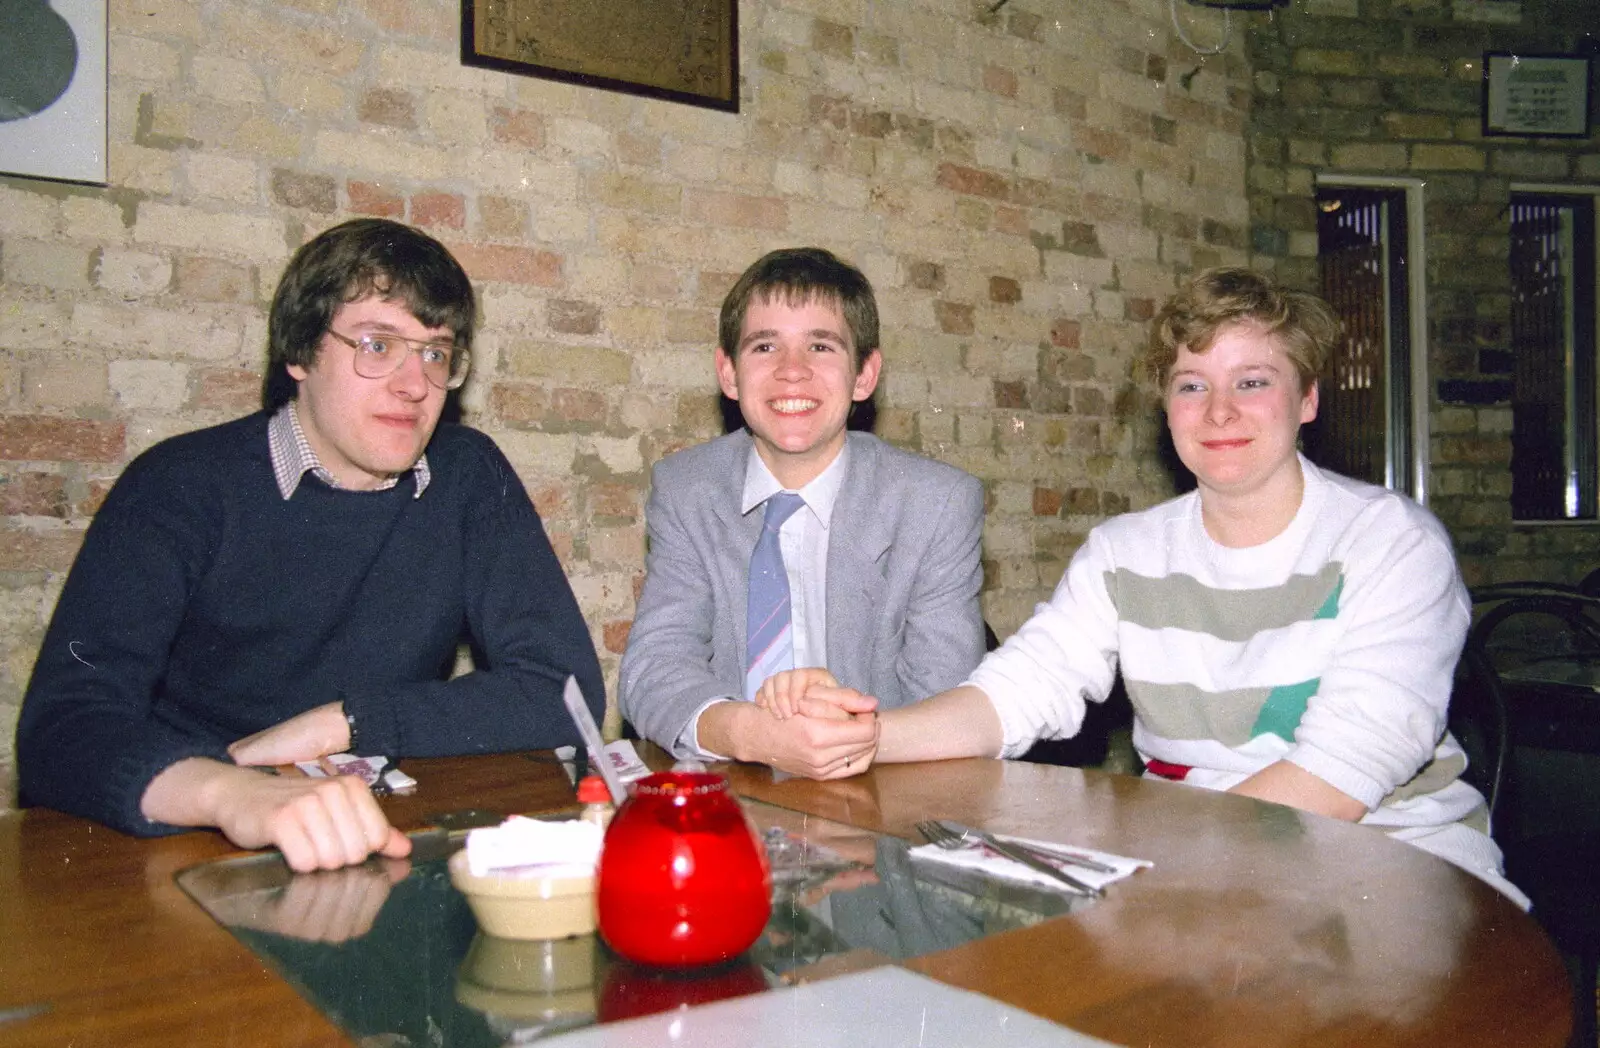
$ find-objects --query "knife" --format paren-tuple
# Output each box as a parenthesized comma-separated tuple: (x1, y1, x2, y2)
(942, 820, 1105, 897)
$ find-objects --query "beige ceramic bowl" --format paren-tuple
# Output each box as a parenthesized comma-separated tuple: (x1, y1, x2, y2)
(448, 849, 597, 941)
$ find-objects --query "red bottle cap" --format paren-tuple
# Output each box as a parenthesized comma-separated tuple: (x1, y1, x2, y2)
(577, 775, 612, 804)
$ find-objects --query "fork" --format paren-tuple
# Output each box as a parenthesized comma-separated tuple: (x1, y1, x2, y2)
(916, 820, 1103, 897)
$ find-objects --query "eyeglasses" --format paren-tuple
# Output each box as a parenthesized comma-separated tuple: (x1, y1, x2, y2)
(326, 330, 471, 390)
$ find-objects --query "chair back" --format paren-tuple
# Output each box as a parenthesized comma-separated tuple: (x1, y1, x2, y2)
(1461, 584, 1600, 839)
(1450, 630, 1509, 825)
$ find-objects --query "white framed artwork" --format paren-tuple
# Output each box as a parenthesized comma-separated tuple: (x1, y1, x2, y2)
(0, 0, 109, 185)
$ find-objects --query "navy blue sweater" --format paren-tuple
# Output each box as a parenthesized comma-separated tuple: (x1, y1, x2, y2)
(17, 412, 605, 835)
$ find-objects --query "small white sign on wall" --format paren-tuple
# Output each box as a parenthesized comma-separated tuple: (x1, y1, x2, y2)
(0, 0, 109, 185)
(1483, 52, 1592, 139)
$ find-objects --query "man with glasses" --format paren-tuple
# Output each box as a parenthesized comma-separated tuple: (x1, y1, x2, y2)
(17, 219, 604, 871)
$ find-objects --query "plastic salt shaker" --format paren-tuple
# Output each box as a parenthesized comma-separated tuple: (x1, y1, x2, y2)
(577, 775, 615, 831)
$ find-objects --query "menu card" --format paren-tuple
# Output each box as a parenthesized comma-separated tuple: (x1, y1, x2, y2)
(541, 965, 1121, 1047)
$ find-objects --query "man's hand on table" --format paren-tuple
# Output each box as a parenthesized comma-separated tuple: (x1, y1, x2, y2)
(227, 700, 350, 767)
(142, 757, 412, 873)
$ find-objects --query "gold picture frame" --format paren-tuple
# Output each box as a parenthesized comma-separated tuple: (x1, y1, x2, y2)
(461, 0, 738, 113)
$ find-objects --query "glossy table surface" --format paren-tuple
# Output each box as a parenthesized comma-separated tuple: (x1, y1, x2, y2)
(0, 750, 1574, 1047)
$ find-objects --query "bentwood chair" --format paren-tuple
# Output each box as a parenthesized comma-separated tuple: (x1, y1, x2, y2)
(1467, 585, 1600, 1048)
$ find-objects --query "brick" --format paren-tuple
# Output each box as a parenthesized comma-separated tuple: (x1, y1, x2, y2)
(664, 309, 715, 345)
(994, 379, 1027, 409)
(552, 388, 608, 427)
(347, 181, 405, 218)
(271, 169, 337, 213)
(1059, 221, 1103, 257)
(0, 472, 68, 517)
(1032, 486, 1063, 516)
(993, 207, 1030, 237)
(0, 527, 85, 572)
(479, 196, 527, 239)
(175, 256, 255, 302)
(1381, 112, 1454, 139)
(934, 301, 975, 335)
(194, 368, 262, 412)
(111, 361, 190, 413)
(0, 416, 125, 462)
(411, 192, 466, 230)
(989, 276, 1022, 304)
(1293, 50, 1365, 77)
(22, 362, 107, 410)
(135, 203, 288, 265)
(359, 88, 416, 130)
(491, 106, 546, 148)
(937, 163, 1009, 200)
(983, 65, 1018, 99)
(1050, 319, 1081, 349)
(491, 384, 553, 427)
(71, 304, 245, 361)
(590, 481, 640, 520)
(850, 109, 893, 139)
(447, 243, 563, 286)
(4, 240, 91, 291)
(809, 93, 850, 131)
(1493, 151, 1570, 179)
(909, 261, 945, 291)
(602, 619, 632, 655)
(96, 249, 173, 297)
(1411, 144, 1485, 171)
(956, 199, 992, 230)
(1053, 87, 1087, 120)
(683, 189, 787, 230)
(1077, 126, 1130, 164)
(812, 19, 854, 60)
(595, 173, 682, 216)
(549, 300, 602, 336)
(503, 343, 631, 385)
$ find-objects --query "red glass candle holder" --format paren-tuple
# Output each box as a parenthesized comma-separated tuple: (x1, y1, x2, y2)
(596, 771, 771, 967)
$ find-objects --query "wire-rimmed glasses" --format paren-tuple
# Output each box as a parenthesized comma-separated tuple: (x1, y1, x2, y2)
(326, 330, 471, 390)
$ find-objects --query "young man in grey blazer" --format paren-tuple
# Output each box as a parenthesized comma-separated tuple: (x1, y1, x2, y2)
(619, 247, 985, 778)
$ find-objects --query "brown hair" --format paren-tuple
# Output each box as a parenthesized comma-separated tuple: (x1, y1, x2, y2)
(263, 218, 476, 410)
(1140, 267, 1339, 393)
(718, 247, 879, 369)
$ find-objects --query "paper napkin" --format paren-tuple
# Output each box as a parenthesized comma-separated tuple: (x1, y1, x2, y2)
(909, 833, 1151, 894)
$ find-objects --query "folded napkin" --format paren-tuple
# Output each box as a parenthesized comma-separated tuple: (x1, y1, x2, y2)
(909, 832, 1151, 894)
(464, 815, 603, 878)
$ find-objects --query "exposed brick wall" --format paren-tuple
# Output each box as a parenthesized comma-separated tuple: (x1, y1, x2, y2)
(1243, 0, 1600, 587)
(0, 0, 1256, 811)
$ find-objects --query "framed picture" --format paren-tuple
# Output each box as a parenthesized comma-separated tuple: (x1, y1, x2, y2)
(462, 0, 738, 113)
(1482, 52, 1592, 138)
(0, 0, 108, 184)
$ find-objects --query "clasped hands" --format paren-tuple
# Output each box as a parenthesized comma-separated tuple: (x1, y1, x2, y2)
(750, 668, 879, 780)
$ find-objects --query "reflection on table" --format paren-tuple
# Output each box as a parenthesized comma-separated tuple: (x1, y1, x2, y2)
(175, 799, 1093, 1046)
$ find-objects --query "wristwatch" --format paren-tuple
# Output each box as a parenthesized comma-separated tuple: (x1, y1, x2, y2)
(343, 703, 361, 755)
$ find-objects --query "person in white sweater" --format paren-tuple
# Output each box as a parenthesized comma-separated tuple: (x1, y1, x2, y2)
(759, 266, 1526, 905)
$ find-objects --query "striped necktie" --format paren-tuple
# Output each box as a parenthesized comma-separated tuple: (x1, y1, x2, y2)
(745, 492, 805, 702)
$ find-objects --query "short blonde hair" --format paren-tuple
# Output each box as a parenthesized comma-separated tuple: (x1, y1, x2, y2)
(1140, 267, 1339, 393)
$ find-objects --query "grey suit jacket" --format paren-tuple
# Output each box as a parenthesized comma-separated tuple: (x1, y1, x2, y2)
(619, 429, 985, 753)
